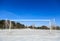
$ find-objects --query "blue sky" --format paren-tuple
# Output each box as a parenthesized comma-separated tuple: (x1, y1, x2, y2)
(0, 0, 60, 26)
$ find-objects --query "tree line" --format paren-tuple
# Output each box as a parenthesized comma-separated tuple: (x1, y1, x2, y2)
(0, 20, 60, 30)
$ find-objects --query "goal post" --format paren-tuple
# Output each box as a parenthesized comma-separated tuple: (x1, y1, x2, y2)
(4, 19, 56, 32)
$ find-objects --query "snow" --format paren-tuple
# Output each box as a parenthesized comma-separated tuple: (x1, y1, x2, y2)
(0, 29, 60, 41)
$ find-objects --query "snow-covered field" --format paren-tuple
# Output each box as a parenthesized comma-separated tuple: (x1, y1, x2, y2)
(0, 29, 60, 41)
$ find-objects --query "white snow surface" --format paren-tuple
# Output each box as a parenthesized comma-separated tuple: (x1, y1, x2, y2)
(0, 29, 60, 41)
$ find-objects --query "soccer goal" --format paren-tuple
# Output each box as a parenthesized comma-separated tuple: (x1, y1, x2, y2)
(3, 18, 56, 32)
(6, 19, 56, 32)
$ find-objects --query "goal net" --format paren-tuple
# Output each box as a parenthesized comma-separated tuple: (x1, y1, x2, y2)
(9, 19, 52, 30)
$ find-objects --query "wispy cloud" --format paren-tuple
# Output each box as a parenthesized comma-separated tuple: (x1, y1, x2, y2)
(0, 10, 20, 20)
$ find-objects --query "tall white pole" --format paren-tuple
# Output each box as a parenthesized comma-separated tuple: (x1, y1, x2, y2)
(5, 19, 7, 29)
(9, 20, 11, 32)
(53, 18, 56, 30)
(49, 20, 52, 32)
